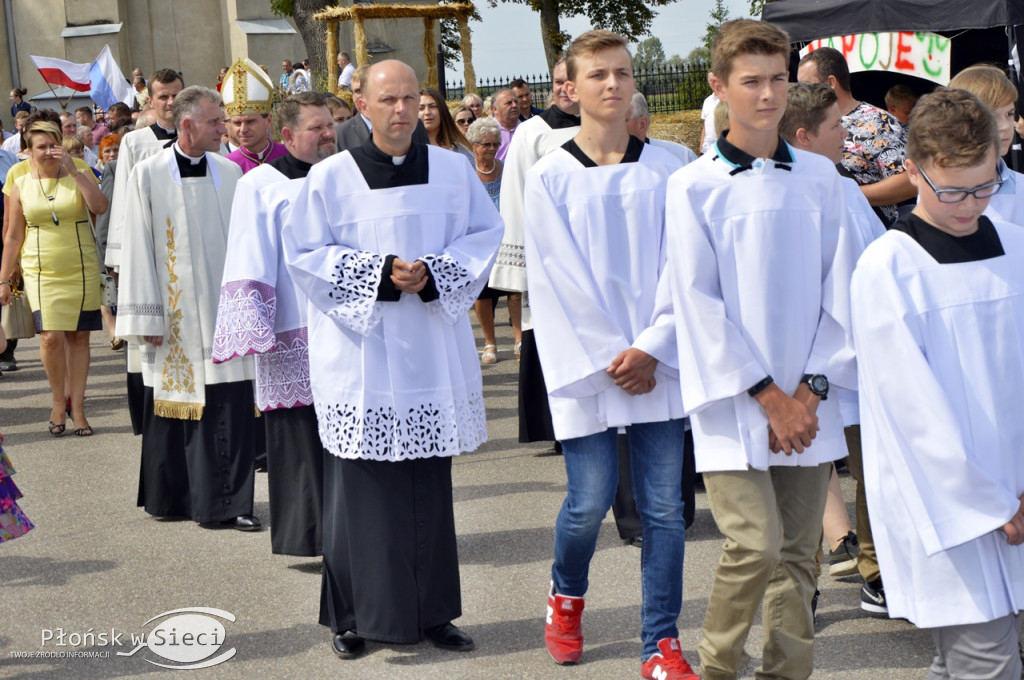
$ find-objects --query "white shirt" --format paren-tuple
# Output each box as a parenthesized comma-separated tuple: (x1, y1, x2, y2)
(338, 62, 355, 88)
(700, 93, 720, 155)
(1, 132, 21, 154)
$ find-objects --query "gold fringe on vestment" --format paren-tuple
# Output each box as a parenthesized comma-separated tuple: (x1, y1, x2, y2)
(153, 399, 205, 421)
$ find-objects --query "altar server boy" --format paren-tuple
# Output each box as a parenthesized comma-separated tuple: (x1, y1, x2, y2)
(523, 29, 696, 680)
(853, 89, 1024, 679)
(665, 19, 859, 680)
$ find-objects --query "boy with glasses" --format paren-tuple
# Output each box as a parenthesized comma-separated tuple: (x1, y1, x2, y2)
(852, 89, 1024, 679)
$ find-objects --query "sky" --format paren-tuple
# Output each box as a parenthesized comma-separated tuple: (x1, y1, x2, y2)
(448, 0, 752, 82)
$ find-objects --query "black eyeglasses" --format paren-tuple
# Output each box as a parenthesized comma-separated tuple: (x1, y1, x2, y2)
(917, 165, 1004, 203)
(455, 117, 474, 125)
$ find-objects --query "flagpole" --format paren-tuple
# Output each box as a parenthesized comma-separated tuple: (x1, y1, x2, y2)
(39, 79, 64, 111)
(61, 88, 76, 112)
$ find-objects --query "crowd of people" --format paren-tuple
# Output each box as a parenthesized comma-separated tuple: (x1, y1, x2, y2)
(3, 18, 1024, 680)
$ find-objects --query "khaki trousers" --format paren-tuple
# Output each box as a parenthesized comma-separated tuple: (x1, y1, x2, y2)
(699, 463, 831, 680)
(843, 425, 879, 582)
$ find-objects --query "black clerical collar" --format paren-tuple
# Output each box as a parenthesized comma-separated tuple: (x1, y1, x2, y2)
(150, 123, 177, 141)
(714, 131, 793, 175)
(562, 135, 644, 168)
(892, 212, 1004, 264)
(349, 137, 428, 190)
(540, 105, 580, 130)
(173, 144, 207, 178)
(269, 153, 313, 180)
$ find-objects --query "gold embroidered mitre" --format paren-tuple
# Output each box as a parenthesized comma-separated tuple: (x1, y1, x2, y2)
(221, 57, 274, 116)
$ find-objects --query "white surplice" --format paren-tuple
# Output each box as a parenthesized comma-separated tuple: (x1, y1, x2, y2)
(212, 164, 312, 411)
(105, 126, 175, 375)
(282, 145, 503, 461)
(852, 224, 1024, 628)
(524, 143, 687, 440)
(104, 126, 170, 269)
(115, 148, 252, 419)
(665, 145, 859, 471)
(837, 175, 886, 426)
(491, 113, 578, 303)
(649, 137, 697, 165)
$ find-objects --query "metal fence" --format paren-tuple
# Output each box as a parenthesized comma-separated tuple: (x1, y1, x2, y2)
(442, 61, 712, 113)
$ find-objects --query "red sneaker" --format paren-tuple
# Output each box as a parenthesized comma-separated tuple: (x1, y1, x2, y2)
(544, 582, 584, 664)
(640, 638, 700, 680)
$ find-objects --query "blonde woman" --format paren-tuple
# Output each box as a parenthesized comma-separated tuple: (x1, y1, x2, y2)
(0, 114, 109, 436)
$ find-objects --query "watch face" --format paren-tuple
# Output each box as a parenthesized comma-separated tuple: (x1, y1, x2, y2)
(810, 375, 828, 394)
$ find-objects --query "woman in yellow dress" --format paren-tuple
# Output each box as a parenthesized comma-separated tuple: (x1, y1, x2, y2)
(0, 116, 109, 436)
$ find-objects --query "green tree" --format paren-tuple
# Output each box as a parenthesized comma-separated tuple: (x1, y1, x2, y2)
(633, 37, 667, 71)
(270, 0, 333, 77)
(665, 53, 685, 69)
(507, 0, 682, 72)
(685, 46, 710, 65)
(748, 0, 779, 18)
(439, 0, 483, 69)
(702, 0, 731, 52)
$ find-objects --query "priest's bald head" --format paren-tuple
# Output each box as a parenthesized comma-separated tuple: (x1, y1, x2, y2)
(278, 92, 337, 164)
(173, 86, 228, 156)
(358, 60, 420, 157)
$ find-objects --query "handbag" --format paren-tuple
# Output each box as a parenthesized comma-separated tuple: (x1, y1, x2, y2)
(100, 272, 117, 308)
(2, 283, 35, 339)
(87, 216, 117, 308)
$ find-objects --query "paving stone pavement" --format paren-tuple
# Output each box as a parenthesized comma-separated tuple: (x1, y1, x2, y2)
(1, 315, 936, 679)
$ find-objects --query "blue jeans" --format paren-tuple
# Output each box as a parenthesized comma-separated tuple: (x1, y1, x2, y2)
(551, 418, 688, 660)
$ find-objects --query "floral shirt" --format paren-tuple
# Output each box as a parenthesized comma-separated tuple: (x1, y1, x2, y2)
(841, 101, 908, 226)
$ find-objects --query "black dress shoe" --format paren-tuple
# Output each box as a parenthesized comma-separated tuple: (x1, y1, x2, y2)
(423, 622, 474, 651)
(331, 631, 366, 659)
(221, 515, 262, 531)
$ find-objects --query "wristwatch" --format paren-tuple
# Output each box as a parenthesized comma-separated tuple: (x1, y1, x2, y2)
(801, 374, 829, 400)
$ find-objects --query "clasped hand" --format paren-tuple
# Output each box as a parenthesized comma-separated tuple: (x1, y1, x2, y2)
(391, 257, 429, 294)
(607, 348, 657, 395)
(1001, 495, 1024, 545)
(761, 383, 820, 455)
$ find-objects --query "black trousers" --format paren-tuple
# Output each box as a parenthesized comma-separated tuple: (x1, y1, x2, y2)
(264, 406, 324, 557)
(127, 369, 145, 436)
(137, 381, 257, 523)
(517, 329, 557, 443)
(612, 428, 697, 537)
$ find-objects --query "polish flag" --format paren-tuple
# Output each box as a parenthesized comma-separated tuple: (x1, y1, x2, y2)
(29, 54, 92, 91)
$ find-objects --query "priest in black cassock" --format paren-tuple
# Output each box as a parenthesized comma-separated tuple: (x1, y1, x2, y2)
(283, 60, 503, 659)
(213, 92, 338, 556)
(116, 86, 261, 531)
